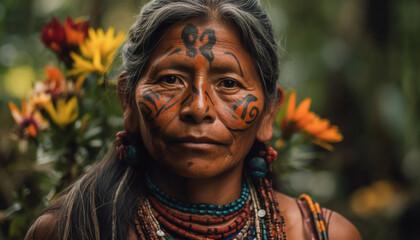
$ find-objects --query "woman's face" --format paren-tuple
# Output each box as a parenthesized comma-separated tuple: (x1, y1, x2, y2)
(132, 19, 274, 178)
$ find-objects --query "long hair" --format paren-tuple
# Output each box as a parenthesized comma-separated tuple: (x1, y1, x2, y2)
(38, 1, 280, 239)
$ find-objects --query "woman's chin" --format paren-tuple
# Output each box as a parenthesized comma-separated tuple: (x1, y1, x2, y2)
(154, 156, 239, 180)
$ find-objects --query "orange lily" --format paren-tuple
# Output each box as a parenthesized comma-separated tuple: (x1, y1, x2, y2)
(279, 92, 343, 150)
(9, 99, 48, 138)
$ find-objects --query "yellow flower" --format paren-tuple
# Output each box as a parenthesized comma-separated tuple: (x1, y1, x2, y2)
(44, 96, 79, 129)
(68, 27, 125, 88)
(279, 91, 343, 150)
(9, 99, 48, 138)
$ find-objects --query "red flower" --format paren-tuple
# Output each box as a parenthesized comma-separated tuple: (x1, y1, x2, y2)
(41, 17, 66, 53)
(41, 17, 89, 68)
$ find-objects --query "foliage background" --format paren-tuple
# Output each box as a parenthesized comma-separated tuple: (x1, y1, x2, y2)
(0, 0, 419, 239)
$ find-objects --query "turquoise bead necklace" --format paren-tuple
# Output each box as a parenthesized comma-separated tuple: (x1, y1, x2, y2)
(144, 174, 250, 216)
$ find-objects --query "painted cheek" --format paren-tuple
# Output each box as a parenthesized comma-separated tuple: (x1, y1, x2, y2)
(137, 88, 181, 127)
(221, 94, 263, 131)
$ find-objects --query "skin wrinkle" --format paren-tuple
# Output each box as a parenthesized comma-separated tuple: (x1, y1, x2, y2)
(136, 21, 264, 131)
(134, 20, 268, 198)
(175, 23, 261, 130)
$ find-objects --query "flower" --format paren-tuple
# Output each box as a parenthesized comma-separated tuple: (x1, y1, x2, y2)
(279, 92, 343, 150)
(43, 96, 79, 129)
(31, 66, 67, 104)
(41, 17, 89, 68)
(64, 17, 89, 46)
(29, 92, 52, 110)
(44, 66, 66, 96)
(68, 27, 125, 88)
(9, 99, 48, 138)
(41, 17, 66, 53)
(41, 17, 89, 53)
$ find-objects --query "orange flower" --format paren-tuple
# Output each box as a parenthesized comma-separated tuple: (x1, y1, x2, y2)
(9, 99, 48, 138)
(279, 92, 343, 150)
(64, 17, 89, 46)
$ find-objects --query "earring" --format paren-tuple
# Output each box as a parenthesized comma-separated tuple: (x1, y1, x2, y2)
(247, 141, 278, 178)
(116, 130, 139, 165)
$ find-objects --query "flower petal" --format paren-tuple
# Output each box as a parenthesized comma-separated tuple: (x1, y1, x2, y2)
(294, 98, 311, 122)
(9, 101, 23, 124)
(286, 92, 296, 121)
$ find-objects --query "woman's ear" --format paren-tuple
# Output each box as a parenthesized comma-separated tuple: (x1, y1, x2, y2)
(256, 86, 285, 142)
(117, 73, 139, 133)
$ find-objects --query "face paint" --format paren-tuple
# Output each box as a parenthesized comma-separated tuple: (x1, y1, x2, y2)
(224, 94, 260, 131)
(138, 89, 180, 120)
(181, 24, 217, 64)
(134, 19, 267, 179)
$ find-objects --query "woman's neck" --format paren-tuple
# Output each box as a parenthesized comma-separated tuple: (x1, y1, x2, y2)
(147, 162, 244, 205)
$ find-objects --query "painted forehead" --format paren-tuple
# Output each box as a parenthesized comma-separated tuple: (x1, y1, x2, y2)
(153, 21, 255, 69)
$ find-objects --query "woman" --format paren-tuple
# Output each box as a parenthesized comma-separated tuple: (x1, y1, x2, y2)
(25, 0, 361, 239)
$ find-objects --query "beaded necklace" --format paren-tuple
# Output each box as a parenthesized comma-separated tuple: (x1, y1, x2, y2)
(135, 176, 287, 240)
(145, 175, 250, 216)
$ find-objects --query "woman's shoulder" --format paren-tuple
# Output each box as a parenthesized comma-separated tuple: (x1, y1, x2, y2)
(24, 195, 66, 240)
(24, 213, 57, 240)
(273, 191, 362, 240)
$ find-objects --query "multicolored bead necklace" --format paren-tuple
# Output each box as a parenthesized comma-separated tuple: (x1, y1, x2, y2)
(135, 175, 287, 240)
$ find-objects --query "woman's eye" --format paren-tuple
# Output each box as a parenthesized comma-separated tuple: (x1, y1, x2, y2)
(159, 75, 180, 85)
(220, 79, 240, 88)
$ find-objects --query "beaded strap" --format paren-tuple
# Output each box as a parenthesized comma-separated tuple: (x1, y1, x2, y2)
(298, 194, 328, 240)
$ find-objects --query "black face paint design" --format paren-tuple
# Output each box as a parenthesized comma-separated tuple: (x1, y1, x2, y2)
(181, 24, 217, 64)
(224, 52, 243, 77)
(169, 48, 182, 56)
(181, 24, 199, 58)
(225, 94, 260, 131)
(138, 89, 180, 120)
(199, 29, 216, 63)
(205, 91, 214, 106)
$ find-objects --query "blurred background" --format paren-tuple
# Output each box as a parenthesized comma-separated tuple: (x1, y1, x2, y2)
(0, 0, 419, 239)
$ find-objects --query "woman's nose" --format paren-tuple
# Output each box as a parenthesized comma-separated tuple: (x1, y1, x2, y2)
(179, 84, 216, 123)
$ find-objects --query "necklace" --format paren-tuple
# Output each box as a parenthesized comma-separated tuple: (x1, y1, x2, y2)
(145, 175, 250, 216)
(135, 176, 287, 240)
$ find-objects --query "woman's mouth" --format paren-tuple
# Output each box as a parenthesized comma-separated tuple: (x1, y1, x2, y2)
(170, 136, 226, 150)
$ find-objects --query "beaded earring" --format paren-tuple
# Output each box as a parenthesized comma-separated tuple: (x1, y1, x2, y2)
(116, 130, 140, 165)
(247, 141, 278, 178)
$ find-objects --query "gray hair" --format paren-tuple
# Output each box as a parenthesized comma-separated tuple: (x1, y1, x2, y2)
(122, 0, 279, 105)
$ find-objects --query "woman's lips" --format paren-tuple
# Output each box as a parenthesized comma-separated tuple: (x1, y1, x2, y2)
(170, 136, 227, 150)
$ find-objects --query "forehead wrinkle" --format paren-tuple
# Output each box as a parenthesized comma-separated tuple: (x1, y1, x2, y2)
(149, 55, 196, 76)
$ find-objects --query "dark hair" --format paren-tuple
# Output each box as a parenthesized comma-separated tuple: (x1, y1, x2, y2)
(37, 1, 280, 239)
